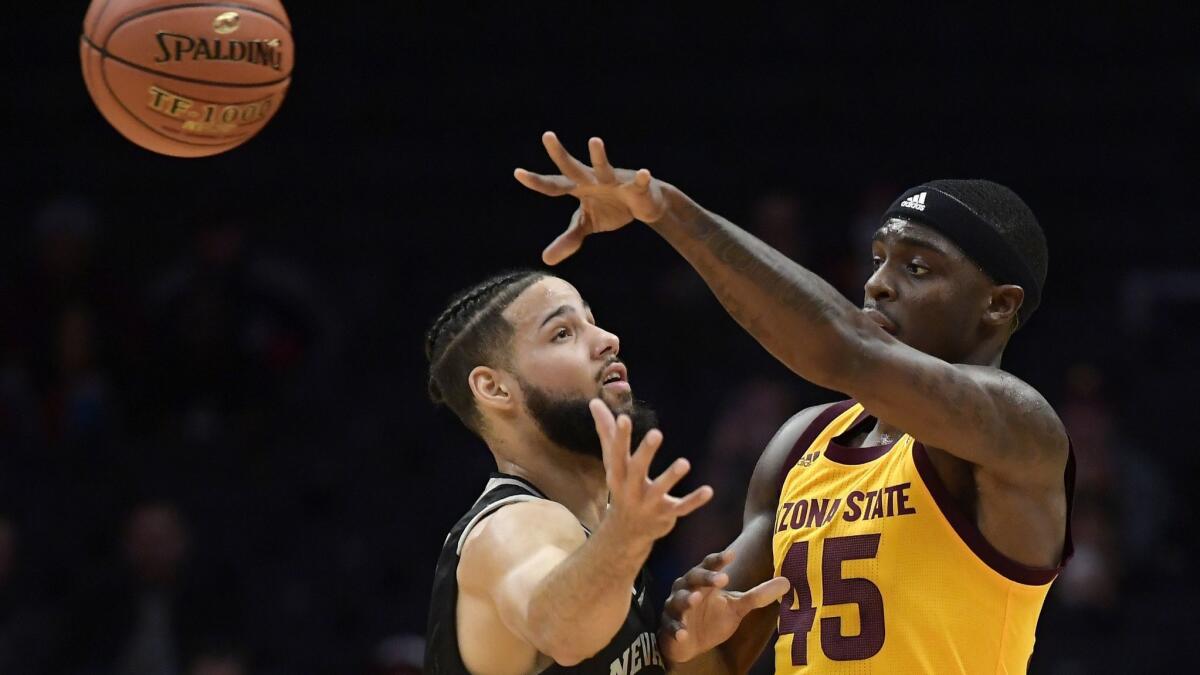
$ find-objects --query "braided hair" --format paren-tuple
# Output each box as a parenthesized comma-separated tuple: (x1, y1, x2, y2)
(425, 269, 546, 433)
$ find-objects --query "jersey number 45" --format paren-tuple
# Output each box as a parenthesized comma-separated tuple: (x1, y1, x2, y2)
(778, 534, 884, 665)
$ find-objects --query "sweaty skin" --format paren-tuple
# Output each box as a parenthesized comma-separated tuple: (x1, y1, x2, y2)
(515, 134, 1070, 672)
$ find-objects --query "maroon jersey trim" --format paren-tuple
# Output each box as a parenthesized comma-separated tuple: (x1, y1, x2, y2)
(778, 400, 858, 493)
(823, 407, 898, 465)
(911, 442, 1076, 586)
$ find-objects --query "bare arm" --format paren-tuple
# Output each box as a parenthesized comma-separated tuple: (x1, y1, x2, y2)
(646, 189, 1067, 482)
(515, 134, 1067, 482)
(460, 401, 713, 666)
(459, 501, 648, 665)
(661, 406, 830, 673)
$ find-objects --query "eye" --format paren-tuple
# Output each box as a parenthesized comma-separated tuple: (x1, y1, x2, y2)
(871, 256, 883, 270)
(553, 326, 572, 341)
(906, 262, 929, 276)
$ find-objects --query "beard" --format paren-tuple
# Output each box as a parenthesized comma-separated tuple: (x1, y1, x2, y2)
(520, 380, 659, 460)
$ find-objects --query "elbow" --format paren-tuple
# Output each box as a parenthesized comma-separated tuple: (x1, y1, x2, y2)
(548, 650, 589, 668)
(539, 639, 598, 668)
(525, 610, 606, 666)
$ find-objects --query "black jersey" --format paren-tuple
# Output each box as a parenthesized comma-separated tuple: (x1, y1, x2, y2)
(425, 472, 665, 675)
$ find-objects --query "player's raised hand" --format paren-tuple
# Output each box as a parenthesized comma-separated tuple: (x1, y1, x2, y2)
(659, 550, 791, 663)
(515, 132, 670, 265)
(589, 399, 712, 544)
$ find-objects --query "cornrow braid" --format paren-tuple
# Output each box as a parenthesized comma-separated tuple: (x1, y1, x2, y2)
(425, 269, 545, 433)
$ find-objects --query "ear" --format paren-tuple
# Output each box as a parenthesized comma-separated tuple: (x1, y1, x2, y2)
(468, 366, 515, 414)
(984, 284, 1024, 328)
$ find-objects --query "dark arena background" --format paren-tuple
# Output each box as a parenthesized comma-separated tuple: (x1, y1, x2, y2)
(2, 5, 1195, 674)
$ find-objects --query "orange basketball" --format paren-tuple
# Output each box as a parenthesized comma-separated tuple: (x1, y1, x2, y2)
(80, 0, 294, 157)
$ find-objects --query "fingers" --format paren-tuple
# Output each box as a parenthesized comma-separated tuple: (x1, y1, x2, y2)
(649, 456, 691, 498)
(542, 131, 591, 181)
(670, 552, 733, 594)
(628, 428, 664, 483)
(660, 612, 686, 638)
(513, 168, 577, 197)
(542, 209, 589, 266)
(734, 576, 792, 612)
(634, 168, 652, 190)
(664, 587, 701, 619)
(589, 399, 624, 484)
(672, 485, 714, 517)
(703, 549, 737, 572)
(687, 560, 730, 588)
(588, 137, 616, 183)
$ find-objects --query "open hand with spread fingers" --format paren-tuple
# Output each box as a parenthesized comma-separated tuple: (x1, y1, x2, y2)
(660, 550, 791, 663)
(515, 132, 672, 265)
(588, 399, 712, 546)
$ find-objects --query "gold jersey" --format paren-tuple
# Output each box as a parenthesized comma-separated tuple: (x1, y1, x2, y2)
(772, 401, 1073, 674)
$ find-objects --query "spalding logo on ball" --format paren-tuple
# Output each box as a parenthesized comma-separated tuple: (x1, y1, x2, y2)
(80, 0, 294, 157)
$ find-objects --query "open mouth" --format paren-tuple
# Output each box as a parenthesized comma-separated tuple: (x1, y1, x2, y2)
(600, 362, 630, 390)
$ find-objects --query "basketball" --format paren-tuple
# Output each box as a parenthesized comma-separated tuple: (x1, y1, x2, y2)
(80, 0, 294, 157)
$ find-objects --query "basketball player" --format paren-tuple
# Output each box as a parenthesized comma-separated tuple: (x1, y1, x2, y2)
(423, 270, 789, 674)
(514, 133, 1074, 673)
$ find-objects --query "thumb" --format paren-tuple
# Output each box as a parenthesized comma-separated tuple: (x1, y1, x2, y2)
(736, 576, 791, 612)
(543, 208, 589, 266)
(626, 169, 667, 223)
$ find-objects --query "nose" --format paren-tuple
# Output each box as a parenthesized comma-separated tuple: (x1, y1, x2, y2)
(864, 264, 897, 303)
(593, 326, 620, 359)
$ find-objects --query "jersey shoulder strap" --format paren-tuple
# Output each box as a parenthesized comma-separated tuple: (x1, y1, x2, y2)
(777, 399, 860, 492)
(452, 473, 548, 555)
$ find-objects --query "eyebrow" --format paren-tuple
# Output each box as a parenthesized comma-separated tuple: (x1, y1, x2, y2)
(539, 303, 591, 329)
(873, 231, 950, 256)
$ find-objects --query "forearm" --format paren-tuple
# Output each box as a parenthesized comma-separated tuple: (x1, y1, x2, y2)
(666, 649, 731, 675)
(523, 522, 650, 664)
(647, 186, 863, 387)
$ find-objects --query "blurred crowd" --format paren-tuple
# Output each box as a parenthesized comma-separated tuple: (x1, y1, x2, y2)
(0, 191, 1191, 674)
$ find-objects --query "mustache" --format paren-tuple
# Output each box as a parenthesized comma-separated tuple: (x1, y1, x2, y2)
(595, 356, 624, 383)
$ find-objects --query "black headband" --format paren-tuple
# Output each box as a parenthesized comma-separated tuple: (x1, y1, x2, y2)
(882, 185, 1041, 326)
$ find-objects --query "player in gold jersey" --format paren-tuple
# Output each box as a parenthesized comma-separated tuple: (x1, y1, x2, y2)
(515, 133, 1073, 674)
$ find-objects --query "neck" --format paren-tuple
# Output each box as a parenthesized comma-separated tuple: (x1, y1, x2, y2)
(489, 434, 609, 531)
(868, 340, 1004, 443)
(964, 341, 1005, 368)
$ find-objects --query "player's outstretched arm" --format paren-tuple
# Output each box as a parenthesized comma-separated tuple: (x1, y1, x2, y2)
(458, 400, 712, 667)
(515, 134, 1066, 483)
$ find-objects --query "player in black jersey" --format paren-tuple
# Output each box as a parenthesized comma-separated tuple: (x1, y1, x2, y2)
(424, 271, 788, 675)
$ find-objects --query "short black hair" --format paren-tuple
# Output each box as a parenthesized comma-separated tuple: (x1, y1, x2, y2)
(924, 179, 1048, 321)
(425, 269, 546, 433)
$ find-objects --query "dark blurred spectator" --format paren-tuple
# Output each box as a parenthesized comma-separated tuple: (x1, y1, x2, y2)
(1055, 362, 1170, 603)
(1057, 363, 1121, 617)
(673, 378, 799, 567)
(47, 304, 117, 449)
(371, 634, 423, 675)
(185, 645, 249, 675)
(1033, 362, 1177, 672)
(143, 221, 338, 448)
(65, 502, 245, 675)
(0, 196, 138, 442)
(0, 515, 59, 674)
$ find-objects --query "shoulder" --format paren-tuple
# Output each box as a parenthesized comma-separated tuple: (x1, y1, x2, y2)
(457, 500, 586, 590)
(745, 401, 848, 517)
(945, 365, 1069, 479)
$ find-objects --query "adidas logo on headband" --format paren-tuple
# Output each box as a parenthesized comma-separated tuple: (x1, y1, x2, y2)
(900, 191, 927, 211)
